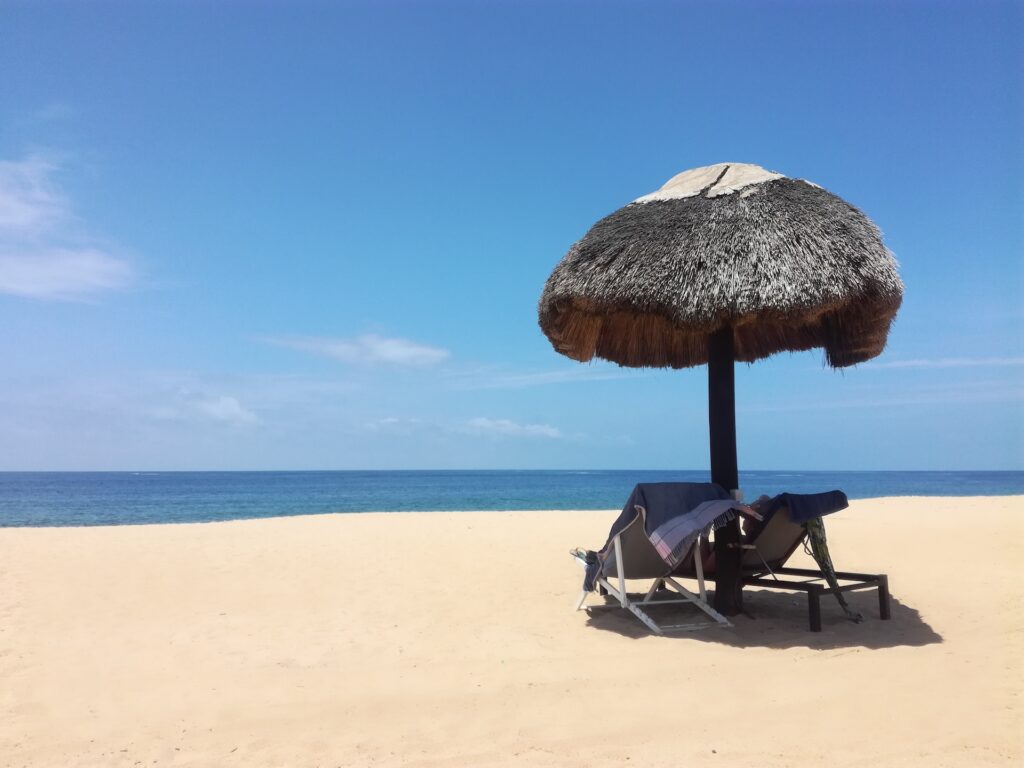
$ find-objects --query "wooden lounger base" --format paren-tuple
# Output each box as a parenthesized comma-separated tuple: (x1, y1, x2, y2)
(742, 567, 891, 632)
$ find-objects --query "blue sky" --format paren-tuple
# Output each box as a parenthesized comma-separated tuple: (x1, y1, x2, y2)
(0, 0, 1021, 471)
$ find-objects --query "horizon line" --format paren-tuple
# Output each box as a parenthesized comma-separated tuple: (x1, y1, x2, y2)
(1, 468, 1021, 474)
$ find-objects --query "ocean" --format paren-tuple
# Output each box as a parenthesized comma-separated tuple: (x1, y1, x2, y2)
(0, 470, 1021, 527)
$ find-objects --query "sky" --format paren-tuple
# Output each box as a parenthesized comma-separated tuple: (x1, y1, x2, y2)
(0, 0, 1021, 471)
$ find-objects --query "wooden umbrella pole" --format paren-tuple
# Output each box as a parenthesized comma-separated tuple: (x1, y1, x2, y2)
(708, 326, 743, 615)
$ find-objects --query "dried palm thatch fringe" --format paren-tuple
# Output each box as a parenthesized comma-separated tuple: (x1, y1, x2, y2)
(538, 164, 903, 368)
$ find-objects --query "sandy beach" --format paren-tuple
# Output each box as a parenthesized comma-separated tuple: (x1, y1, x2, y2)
(1, 496, 1021, 767)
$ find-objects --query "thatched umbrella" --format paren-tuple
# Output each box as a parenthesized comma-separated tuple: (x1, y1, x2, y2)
(538, 162, 903, 614)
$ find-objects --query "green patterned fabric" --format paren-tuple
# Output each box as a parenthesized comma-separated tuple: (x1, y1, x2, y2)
(805, 517, 863, 623)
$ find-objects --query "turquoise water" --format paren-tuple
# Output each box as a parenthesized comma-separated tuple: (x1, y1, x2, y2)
(0, 470, 1021, 527)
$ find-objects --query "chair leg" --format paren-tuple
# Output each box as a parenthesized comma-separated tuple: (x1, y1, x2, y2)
(878, 575, 891, 620)
(663, 576, 731, 627)
(574, 590, 588, 611)
(808, 585, 823, 632)
(641, 578, 663, 603)
(626, 603, 664, 634)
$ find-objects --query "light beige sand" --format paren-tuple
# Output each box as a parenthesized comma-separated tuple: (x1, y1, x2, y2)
(1, 496, 1021, 767)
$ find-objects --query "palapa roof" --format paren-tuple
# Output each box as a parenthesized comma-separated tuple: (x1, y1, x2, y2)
(538, 163, 903, 369)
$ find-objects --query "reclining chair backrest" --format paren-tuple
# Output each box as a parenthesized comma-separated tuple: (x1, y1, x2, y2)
(601, 514, 700, 580)
(742, 506, 807, 570)
(601, 516, 670, 580)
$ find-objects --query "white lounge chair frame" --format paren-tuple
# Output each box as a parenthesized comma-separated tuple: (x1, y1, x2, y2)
(573, 533, 731, 634)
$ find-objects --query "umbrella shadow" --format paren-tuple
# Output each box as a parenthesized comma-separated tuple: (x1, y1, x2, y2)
(583, 588, 942, 649)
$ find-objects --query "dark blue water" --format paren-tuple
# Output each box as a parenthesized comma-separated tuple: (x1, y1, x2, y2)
(0, 470, 1021, 527)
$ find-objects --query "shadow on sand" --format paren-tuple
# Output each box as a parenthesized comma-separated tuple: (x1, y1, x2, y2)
(583, 588, 942, 649)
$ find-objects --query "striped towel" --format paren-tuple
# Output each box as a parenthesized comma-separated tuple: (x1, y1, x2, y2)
(647, 499, 746, 568)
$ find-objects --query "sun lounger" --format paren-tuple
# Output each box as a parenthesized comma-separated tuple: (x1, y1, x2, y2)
(681, 492, 891, 631)
(571, 482, 749, 634)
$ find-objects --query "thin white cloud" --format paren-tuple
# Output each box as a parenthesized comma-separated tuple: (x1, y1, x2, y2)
(193, 395, 260, 426)
(31, 103, 76, 124)
(0, 155, 133, 300)
(361, 415, 566, 440)
(363, 416, 426, 432)
(465, 417, 562, 439)
(446, 365, 635, 390)
(265, 334, 450, 367)
(0, 155, 64, 232)
(0, 373, 263, 431)
(150, 388, 262, 427)
(741, 385, 1024, 413)
(865, 357, 1024, 370)
(0, 247, 132, 300)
